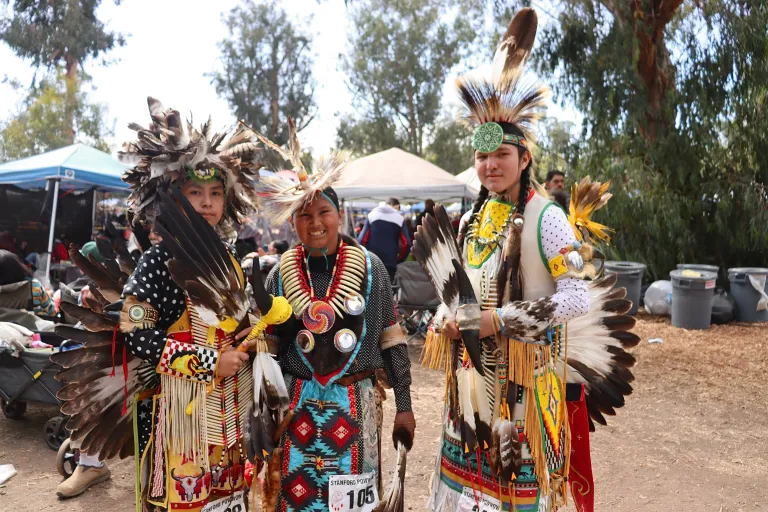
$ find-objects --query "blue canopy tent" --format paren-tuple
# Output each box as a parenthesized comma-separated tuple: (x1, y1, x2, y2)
(0, 144, 129, 284)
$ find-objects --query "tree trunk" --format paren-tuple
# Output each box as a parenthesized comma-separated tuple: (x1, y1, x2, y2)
(269, 39, 280, 141)
(64, 57, 78, 145)
(407, 82, 417, 154)
(630, 0, 683, 143)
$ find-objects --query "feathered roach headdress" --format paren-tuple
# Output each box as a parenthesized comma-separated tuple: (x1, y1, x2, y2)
(247, 118, 349, 226)
(456, 8, 550, 154)
(118, 97, 264, 233)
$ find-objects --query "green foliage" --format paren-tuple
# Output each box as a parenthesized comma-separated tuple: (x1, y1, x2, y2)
(0, 74, 112, 162)
(523, 0, 768, 281)
(531, 117, 578, 182)
(210, 0, 316, 145)
(0, 0, 125, 75)
(335, 114, 405, 157)
(341, 0, 474, 156)
(423, 116, 474, 175)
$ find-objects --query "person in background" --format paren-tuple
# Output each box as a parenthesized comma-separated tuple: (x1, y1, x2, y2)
(544, 169, 565, 193)
(52, 235, 70, 263)
(415, 198, 436, 229)
(0, 249, 57, 316)
(358, 197, 412, 281)
(16, 240, 30, 260)
(259, 239, 290, 275)
(545, 169, 569, 211)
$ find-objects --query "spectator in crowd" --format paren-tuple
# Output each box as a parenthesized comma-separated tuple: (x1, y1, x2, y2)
(52, 235, 70, 263)
(545, 170, 569, 211)
(0, 249, 57, 316)
(16, 240, 30, 260)
(415, 198, 436, 228)
(260, 239, 289, 274)
(358, 197, 412, 281)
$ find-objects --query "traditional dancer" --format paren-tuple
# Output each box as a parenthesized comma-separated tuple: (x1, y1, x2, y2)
(414, 9, 638, 512)
(248, 120, 414, 511)
(51, 97, 292, 512)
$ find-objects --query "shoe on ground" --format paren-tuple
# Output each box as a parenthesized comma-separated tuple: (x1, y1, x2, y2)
(56, 464, 111, 498)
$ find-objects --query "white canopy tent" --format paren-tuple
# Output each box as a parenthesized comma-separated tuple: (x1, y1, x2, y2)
(334, 148, 474, 202)
(455, 167, 481, 196)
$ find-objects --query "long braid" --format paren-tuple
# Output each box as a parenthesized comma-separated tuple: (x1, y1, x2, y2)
(516, 165, 532, 217)
(497, 163, 533, 306)
(457, 185, 489, 250)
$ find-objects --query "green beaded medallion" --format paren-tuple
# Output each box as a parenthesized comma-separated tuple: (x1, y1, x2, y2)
(472, 122, 504, 153)
(185, 166, 220, 183)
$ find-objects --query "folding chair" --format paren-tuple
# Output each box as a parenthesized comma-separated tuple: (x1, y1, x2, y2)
(393, 261, 441, 342)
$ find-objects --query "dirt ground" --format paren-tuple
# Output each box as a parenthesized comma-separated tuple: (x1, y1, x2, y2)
(2, 315, 766, 511)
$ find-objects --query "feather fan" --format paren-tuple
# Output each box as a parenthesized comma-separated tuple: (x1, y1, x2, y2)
(557, 273, 640, 431)
(152, 187, 249, 329)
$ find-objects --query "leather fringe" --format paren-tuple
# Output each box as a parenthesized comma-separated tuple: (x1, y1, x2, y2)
(420, 330, 452, 371)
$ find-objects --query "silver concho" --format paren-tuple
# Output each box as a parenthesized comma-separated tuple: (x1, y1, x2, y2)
(334, 328, 357, 353)
(344, 293, 365, 316)
(513, 217, 524, 228)
(296, 330, 315, 353)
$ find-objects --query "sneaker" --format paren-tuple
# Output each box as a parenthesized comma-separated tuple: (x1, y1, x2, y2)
(56, 463, 111, 498)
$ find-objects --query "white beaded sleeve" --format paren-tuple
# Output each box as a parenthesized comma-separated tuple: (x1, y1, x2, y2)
(539, 204, 590, 323)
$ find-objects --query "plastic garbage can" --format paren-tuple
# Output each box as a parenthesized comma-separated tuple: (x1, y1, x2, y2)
(677, 264, 719, 275)
(604, 261, 646, 316)
(727, 267, 768, 322)
(670, 269, 717, 329)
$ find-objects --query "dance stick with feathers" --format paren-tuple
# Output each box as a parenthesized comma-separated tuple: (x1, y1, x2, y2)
(374, 441, 407, 512)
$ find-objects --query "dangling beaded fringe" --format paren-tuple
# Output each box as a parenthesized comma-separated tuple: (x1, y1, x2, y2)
(160, 374, 209, 470)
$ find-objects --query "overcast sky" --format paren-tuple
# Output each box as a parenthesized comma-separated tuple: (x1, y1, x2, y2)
(0, 0, 577, 156)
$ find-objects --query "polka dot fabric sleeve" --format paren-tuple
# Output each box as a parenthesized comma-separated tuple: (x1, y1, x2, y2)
(539, 204, 590, 323)
(121, 242, 188, 367)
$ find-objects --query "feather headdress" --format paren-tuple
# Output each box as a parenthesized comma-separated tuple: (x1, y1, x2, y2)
(456, 8, 551, 153)
(246, 118, 349, 226)
(119, 97, 264, 228)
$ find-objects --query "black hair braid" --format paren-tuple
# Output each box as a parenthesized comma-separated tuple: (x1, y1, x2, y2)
(516, 165, 532, 215)
(457, 185, 489, 249)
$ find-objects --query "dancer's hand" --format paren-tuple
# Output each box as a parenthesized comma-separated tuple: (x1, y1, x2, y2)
(392, 411, 416, 451)
(442, 320, 461, 340)
(217, 346, 249, 377)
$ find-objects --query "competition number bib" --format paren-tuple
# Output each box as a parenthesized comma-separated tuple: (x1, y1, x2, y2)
(328, 472, 379, 512)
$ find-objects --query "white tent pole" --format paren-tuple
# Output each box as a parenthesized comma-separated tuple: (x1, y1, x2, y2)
(45, 178, 61, 287)
(91, 188, 98, 238)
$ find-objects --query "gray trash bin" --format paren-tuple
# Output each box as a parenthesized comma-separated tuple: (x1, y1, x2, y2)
(727, 267, 768, 322)
(670, 269, 717, 329)
(604, 261, 646, 315)
(677, 264, 719, 274)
